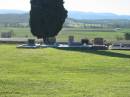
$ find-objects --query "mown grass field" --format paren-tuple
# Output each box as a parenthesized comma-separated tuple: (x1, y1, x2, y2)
(0, 45, 130, 97)
(0, 27, 130, 42)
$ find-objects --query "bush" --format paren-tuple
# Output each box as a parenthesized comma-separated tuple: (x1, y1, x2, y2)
(125, 33, 130, 40)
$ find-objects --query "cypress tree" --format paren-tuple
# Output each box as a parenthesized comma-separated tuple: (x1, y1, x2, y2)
(30, 0, 67, 44)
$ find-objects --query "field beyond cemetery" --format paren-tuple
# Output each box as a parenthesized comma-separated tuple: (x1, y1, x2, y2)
(0, 27, 130, 42)
(0, 45, 130, 97)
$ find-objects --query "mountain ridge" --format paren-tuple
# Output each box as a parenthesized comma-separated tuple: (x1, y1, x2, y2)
(0, 9, 130, 20)
(68, 11, 130, 20)
(0, 9, 27, 14)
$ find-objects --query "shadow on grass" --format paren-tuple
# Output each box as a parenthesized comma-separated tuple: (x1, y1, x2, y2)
(61, 66, 130, 74)
(56, 48, 130, 59)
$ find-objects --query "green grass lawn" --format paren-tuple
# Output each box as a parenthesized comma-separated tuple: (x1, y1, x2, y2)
(0, 45, 130, 97)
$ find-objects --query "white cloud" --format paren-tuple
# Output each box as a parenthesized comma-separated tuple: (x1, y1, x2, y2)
(64, 0, 130, 15)
(0, 0, 130, 15)
(0, 0, 30, 11)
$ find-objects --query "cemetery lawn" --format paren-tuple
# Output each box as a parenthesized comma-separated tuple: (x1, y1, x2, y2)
(0, 45, 130, 97)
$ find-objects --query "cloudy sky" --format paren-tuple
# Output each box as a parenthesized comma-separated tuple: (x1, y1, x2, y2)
(0, 0, 130, 15)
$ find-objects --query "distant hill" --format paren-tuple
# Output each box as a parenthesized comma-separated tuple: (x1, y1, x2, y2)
(0, 14, 29, 24)
(0, 9, 130, 20)
(0, 9, 130, 28)
(68, 11, 130, 20)
(0, 9, 27, 14)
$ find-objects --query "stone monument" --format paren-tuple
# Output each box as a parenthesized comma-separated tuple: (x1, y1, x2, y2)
(93, 38, 104, 45)
(68, 36, 74, 45)
(27, 39, 36, 46)
(81, 38, 89, 45)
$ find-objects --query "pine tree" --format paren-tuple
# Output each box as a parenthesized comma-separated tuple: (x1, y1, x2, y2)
(30, 0, 67, 44)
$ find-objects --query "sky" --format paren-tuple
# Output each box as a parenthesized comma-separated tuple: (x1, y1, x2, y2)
(0, 0, 130, 15)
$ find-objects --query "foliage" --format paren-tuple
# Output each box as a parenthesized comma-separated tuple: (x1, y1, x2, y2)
(116, 36, 124, 40)
(30, 0, 67, 42)
(125, 33, 130, 40)
(0, 45, 130, 97)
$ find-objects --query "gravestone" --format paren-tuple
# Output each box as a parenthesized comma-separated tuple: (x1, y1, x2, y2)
(81, 39, 89, 45)
(46, 37, 56, 45)
(28, 39, 35, 46)
(68, 36, 74, 45)
(93, 38, 104, 45)
(17, 39, 40, 48)
(91, 38, 108, 50)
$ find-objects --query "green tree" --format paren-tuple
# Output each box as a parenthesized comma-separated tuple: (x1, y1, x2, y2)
(125, 33, 130, 40)
(30, 0, 67, 44)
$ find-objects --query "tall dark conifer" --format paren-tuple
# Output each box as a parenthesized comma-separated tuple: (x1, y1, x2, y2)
(30, 0, 67, 44)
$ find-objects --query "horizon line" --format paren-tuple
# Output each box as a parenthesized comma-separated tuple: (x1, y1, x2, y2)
(0, 8, 130, 16)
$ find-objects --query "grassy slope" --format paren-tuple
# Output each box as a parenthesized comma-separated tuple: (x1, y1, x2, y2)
(0, 27, 129, 42)
(0, 45, 130, 97)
